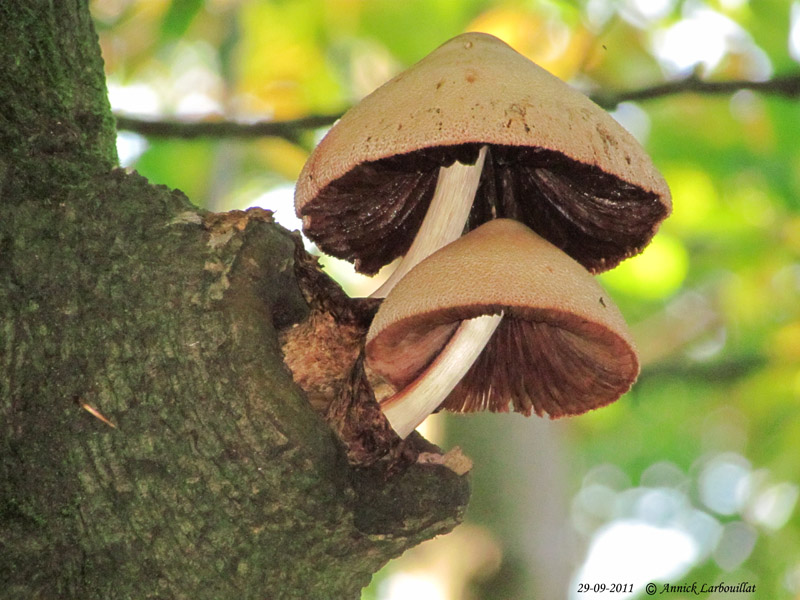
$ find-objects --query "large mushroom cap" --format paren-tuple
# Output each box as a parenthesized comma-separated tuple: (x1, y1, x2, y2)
(365, 219, 640, 417)
(296, 32, 671, 275)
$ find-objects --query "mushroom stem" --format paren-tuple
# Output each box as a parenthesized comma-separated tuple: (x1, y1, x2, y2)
(380, 312, 503, 438)
(371, 145, 488, 298)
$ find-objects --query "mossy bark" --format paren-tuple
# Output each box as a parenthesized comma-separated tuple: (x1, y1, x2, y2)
(0, 2, 469, 599)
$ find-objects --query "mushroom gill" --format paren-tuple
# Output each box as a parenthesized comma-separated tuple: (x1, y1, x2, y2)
(302, 143, 668, 276)
(444, 315, 639, 417)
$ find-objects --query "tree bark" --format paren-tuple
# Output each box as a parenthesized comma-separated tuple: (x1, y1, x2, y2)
(0, 2, 469, 599)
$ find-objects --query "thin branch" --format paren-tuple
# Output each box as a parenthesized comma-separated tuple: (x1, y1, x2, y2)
(592, 72, 800, 109)
(114, 113, 343, 141)
(639, 354, 767, 382)
(114, 73, 800, 140)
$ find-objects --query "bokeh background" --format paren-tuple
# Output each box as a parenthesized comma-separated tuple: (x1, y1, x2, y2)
(91, 0, 800, 598)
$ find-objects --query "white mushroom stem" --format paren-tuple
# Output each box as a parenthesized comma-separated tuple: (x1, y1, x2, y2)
(380, 312, 503, 438)
(371, 145, 488, 298)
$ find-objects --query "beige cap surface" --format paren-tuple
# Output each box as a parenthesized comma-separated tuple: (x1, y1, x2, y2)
(365, 219, 640, 417)
(296, 32, 671, 274)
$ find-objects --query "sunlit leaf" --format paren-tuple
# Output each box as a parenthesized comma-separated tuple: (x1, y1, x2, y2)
(133, 138, 215, 204)
(235, 0, 343, 118)
(253, 137, 309, 182)
(359, 0, 486, 63)
(663, 165, 720, 233)
(160, 0, 204, 41)
(466, 4, 593, 78)
(600, 234, 689, 300)
(769, 321, 800, 361)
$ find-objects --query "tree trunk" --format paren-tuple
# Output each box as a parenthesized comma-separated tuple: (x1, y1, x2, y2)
(0, 2, 469, 599)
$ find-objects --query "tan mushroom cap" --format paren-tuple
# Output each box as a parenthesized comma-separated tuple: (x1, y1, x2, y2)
(296, 32, 671, 274)
(365, 219, 640, 417)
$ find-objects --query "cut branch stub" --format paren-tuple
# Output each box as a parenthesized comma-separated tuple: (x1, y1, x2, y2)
(295, 32, 671, 277)
(365, 219, 640, 436)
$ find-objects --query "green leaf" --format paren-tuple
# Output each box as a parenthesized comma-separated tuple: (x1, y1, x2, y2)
(160, 0, 205, 41)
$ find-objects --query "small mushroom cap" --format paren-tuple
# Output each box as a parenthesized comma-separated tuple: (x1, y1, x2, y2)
(365, 219, 640, 417)
(296, 32, 671, 275)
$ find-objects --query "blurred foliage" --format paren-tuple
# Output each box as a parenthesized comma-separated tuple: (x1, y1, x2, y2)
(92, 0, 800, 598)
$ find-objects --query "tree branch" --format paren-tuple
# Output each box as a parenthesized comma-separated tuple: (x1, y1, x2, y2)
(592, 72, 800, 108)
(114, 113, 342, 141)
(3, 3, 471, 597)
(114, 73, 800, 141)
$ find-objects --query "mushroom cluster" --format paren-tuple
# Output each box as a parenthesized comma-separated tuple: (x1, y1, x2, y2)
(295, 32, 671, 439)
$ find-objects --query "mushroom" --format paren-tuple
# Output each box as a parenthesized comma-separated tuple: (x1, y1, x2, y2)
(295, 32, 671, 298)
(365, 219, 639, 438)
